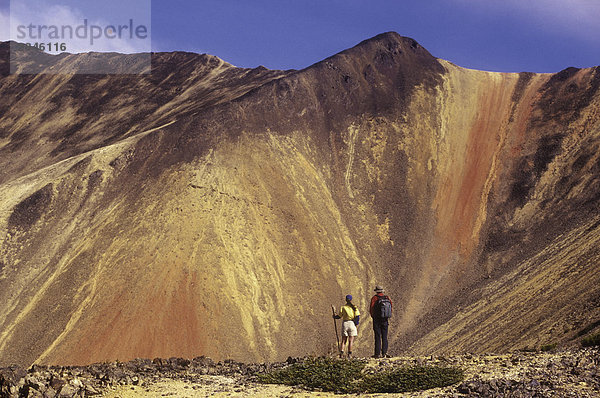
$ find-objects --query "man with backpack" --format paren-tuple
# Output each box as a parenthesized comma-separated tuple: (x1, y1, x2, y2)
(369, 285, 392, 358)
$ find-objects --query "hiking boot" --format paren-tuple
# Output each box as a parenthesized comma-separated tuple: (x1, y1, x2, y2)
(371, 354, 381, 359)
(383, 354, 391, 358)
(347, 352, 352, 359)
(339, 351, 344, 358)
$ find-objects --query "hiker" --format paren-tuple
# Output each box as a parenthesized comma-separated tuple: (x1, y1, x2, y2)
(333, 294, 360, 358)
(370, 285, 392, 358)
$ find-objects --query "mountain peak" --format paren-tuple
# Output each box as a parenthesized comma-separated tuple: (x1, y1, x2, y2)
(358, 31, 417, 46)
(306, 31, 439, 76)
(346, 32, 430, 57)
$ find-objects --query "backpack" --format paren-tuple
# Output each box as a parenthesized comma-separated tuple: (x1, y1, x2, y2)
(375, 295, 392, 319)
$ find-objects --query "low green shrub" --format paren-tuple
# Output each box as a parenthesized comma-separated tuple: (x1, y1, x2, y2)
(581, 332, 600, 347)
(256, 357, 366, 394)
(540, 343, 557, 352)
(360, 365, 464, 393)
(256, 357, 464, 394)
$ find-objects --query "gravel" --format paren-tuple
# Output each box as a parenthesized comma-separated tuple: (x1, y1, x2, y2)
(1, 348, 598, 397)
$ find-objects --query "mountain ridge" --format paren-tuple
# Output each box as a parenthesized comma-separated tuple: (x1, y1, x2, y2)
(0, 33, 599, 366)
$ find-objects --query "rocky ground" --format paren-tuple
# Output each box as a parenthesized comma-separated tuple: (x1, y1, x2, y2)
(1, 348, 598, 397)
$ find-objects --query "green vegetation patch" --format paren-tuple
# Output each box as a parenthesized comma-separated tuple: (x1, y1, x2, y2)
(581, 332, 600, 347)
(360, 365, 465, 393)
(256, 357, 464, 394)
(540, 343, 557, 352)
(256, 357, 366, 393)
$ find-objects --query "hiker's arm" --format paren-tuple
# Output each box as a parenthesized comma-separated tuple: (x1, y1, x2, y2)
(369, 296, 377, 317)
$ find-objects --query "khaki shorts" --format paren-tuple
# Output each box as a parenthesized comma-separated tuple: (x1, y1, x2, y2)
(342, 320, 358, 337)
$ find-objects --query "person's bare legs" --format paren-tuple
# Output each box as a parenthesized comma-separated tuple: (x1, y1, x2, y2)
(348, 336, 355, 357)
(340, 336, 348, 357)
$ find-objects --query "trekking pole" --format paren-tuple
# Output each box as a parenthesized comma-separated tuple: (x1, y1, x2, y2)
(331, 305, 341, 356)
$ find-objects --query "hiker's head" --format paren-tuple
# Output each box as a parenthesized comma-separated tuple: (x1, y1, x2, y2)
(374, 285, 384, 293)
(345, 294, 353, 302)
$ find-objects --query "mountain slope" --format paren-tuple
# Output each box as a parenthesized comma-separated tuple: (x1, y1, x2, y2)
(0, 41, 291, 184)
(0, 33, 599, 366)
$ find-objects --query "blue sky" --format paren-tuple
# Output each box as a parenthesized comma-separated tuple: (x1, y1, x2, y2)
(150, 0, 600, 73)
(2, 0, 599, 73)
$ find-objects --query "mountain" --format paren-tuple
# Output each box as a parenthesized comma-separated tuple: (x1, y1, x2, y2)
(0, 33, 599, 367)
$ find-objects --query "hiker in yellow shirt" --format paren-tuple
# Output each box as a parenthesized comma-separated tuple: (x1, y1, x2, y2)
(333, 294, 360, 358)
